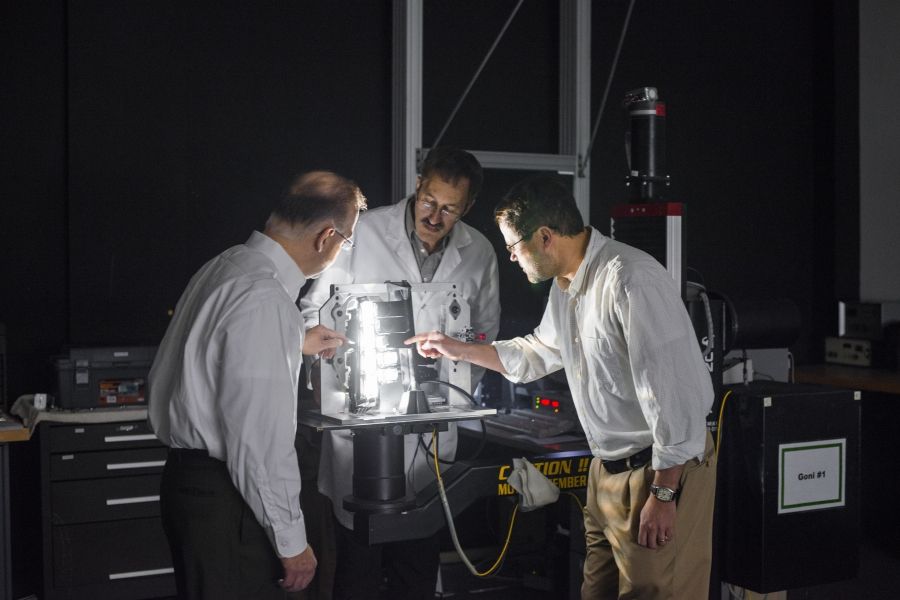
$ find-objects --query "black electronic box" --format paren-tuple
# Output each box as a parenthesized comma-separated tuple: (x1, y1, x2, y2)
(718, 381, 860, 593)
(54, 346, 156, 409)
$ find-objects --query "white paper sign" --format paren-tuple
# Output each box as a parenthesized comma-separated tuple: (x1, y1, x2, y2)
(778, 438, 846, 514)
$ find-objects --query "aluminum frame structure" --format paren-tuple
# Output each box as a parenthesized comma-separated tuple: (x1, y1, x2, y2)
(392, 0, 592, 223)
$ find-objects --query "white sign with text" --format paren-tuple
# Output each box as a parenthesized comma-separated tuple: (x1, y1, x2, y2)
(778, 438, 846, 514)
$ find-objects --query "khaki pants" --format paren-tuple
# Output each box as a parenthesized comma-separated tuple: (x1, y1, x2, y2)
(581, 433, 716, 600)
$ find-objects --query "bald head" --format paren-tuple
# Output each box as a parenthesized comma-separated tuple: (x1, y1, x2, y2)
(266, 170, 367, 239)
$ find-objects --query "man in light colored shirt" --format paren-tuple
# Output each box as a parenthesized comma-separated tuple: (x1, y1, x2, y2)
(149, 171, 366, 599)
(406, 175, 717, 600)
(299, 147, 500, 599)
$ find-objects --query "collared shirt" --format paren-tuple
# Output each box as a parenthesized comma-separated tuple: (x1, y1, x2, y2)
(493, 227, 713, 470)
(148, 230, 309, 557)
(405, 196, 448, 282)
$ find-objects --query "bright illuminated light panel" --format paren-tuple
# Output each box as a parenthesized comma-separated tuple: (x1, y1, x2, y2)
(314, 282, 486, 425)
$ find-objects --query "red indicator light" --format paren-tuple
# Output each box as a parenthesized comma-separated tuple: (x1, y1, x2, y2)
(540, 398, 550, 406)
(476, 332, 487, 341)
(551, 400, 560, 408)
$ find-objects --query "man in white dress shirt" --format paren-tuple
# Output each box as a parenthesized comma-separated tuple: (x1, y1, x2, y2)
(149, 171, 366, 599)
(299, 147, 500, 599)
(406, 175, 717, 600)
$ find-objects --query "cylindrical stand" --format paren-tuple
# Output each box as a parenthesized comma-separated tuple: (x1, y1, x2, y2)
(345, 425, 416, 515)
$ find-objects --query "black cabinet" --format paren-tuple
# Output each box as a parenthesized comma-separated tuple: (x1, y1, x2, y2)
(718, 382, 861, 593)
(39, 420, 175, 600)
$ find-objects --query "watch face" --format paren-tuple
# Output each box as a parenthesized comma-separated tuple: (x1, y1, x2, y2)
(652, 486, 676, 502)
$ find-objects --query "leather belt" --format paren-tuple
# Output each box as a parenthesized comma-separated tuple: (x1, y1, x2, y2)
(601, 446, 652, 474)
(167, 447, 219, 464)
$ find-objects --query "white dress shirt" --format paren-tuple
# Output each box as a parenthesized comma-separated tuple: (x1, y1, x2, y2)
(149, 231, 309, 558)
(300, 197, 501, 529)
(494, 227, 713, 470)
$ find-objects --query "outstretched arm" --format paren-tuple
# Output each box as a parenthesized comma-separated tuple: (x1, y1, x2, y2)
(404, 331, 507, 376)
(302, 324, 348, 358)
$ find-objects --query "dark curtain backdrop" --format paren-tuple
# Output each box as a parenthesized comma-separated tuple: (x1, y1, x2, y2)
(1, 0, 856, 406)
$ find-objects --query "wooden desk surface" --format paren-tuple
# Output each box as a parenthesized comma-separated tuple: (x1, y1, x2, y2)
(795, 364, 900, 396)
(0, 428, 30, 443)
(0, 411, 29, 443)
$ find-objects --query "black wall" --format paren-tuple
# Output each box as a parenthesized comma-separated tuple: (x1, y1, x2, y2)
(2, 0, 857, 403)
(420, 0, 858, 360)
(2, 1, 393, 400)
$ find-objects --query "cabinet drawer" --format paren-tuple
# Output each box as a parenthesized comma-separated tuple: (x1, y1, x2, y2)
(44, 576, 176, 600)
(52, 517, 173, 588)
(50, 447, 168, 481)
(48, 420, 161, 452)
(51, 475, 162, 524)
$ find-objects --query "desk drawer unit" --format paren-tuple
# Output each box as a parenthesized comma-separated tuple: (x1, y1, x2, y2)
(52, 518, 172, 586)
(40, 421, 175, 600)
(48, 420, 161, 453)
(50, 447, 168, 481)
(50, 475, 162, 524)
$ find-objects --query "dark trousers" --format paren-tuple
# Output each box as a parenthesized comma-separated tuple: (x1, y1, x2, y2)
(332, 519, 440, 600)
(292, 428, 335, 600)
(160, 449, 286, 600)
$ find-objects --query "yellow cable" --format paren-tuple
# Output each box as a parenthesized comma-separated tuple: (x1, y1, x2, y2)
(565, 491, 584, 514)
(479, 504, 519, 576)
(716, 389, 733, 458)
(431, 426, 519, 577)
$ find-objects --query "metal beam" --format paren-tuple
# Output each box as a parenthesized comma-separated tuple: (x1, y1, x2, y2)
(395, 0, 591, 218)
(392, 0, 423, 201)
(422, 149, 578, 174)
(562, 0, 592, 223)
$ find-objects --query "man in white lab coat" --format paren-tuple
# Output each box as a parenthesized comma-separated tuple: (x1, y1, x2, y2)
(299, 147, 500, 599)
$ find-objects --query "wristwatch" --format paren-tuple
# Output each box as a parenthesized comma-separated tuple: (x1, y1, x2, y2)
(649, 484, 678, 502)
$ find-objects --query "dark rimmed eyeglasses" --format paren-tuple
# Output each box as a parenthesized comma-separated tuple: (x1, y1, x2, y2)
(505, 231, 533, 253)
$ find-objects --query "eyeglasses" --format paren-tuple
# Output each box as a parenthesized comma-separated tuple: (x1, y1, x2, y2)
(417, 197, 463, 220)
(505, 231, 533, 253)
(334, 227, 355, 251)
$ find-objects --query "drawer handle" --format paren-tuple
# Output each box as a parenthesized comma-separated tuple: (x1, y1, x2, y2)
(106, 495, 161, 506)
(109, 567, 175, 580)
(107, 460, 166, 471)
(104, 434, 158, 443)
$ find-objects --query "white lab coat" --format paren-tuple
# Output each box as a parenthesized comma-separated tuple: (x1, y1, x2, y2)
(300, 198, 501, 529)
